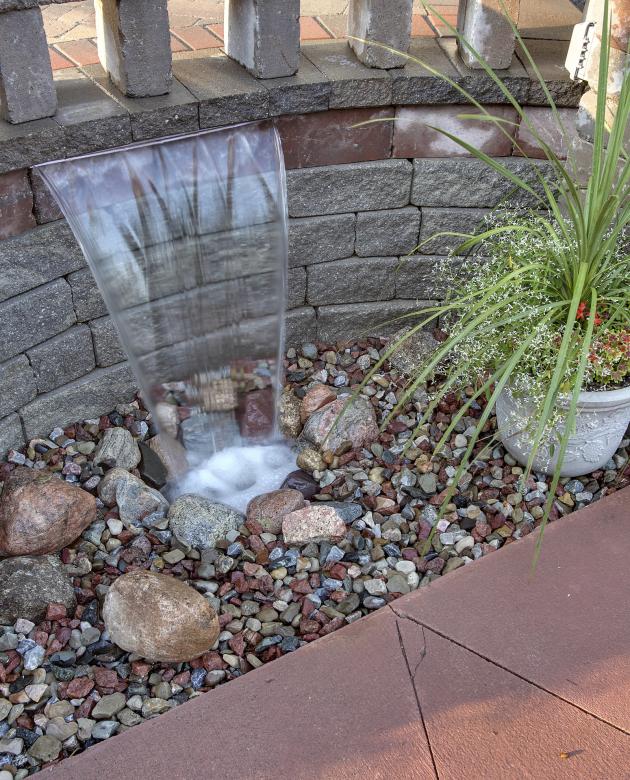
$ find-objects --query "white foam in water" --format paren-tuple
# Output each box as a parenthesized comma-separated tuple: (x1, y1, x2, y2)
(176, 442, 297, 513)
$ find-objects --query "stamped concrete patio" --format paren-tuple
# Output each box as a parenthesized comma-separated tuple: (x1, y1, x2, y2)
(41, 486, 629, 779)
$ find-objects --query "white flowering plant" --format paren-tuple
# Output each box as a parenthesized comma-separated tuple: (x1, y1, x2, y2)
(349, 0, 629, 558)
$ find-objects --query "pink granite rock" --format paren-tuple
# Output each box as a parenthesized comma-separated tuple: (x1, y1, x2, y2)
(282, 506, 346, 545)
(246, 489, 306, 534)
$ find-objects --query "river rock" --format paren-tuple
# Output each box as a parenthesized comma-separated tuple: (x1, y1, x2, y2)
(103, 570, 220, 662)
(237, 388, 274, 440)
(98, 468, 169, 524)
(300, 384, 336, 423)
(0, 468, 96, 556)
(0, 555, 76, 625)
(93, 427, 141, 470)
(278, 390, 302, 439)
(280, 470, 319, 499)
(147, 434, 189, 481)
(387, 326, 441, 377)
(300, 396, 378, 453)
(168, 495, 243, 550)
(282, 505, 346, 545)
(246, 489, 306, 534)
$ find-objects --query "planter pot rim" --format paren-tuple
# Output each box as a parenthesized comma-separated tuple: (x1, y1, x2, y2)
(508, 383, 630, 412)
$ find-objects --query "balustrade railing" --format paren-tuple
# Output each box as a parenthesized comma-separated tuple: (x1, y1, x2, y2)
(1, 0, 615, 130)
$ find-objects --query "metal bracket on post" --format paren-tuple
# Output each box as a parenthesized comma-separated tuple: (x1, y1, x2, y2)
(565, 20, 597, 80)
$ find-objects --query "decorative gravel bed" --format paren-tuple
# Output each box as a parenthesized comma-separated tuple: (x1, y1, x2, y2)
(0, 335, 628, 776)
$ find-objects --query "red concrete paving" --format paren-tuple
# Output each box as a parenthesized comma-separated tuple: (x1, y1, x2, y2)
(398, 623, 630, 779)
(392, 487, 630, 734)
(42, 609, 437, 780)
(41, 488, 630, 780)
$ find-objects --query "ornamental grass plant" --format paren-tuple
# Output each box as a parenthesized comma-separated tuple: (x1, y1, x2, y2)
(348, 0, 629, 562)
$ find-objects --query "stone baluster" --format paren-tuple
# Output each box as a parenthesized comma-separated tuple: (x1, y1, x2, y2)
(224, 0, 300, 79)
(456, 0, 521, 69)
(347, 0, 413, 68)
(94, 0, 172, 97)
(0, 4, 57, 123)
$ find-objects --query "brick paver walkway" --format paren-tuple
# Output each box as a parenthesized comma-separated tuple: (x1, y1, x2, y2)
(41, 486, 629, 779)
(42, 0, 580, 70)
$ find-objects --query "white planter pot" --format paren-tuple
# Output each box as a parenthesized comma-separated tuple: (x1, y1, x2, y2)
(496, 384, 630, 478)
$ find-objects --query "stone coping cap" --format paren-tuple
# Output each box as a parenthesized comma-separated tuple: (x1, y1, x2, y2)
(0, 38, 581, 174)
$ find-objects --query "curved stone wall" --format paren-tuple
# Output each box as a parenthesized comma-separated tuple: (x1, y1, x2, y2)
(0, 38, 580, 453)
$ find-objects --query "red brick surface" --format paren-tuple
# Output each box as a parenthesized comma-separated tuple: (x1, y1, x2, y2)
(171, 26, 222, 50)
(276, 107, 395, 169)
(55, 39, 99, 67)
(299, 16, 331, 40)
(0, 169, 35, 240)
(48, 47, 74, 71)
(393, 105, 518, 158)
(513, 107, 578, 160)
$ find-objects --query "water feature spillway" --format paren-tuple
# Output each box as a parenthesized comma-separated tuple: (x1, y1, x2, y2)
(38, 123, 294, 510)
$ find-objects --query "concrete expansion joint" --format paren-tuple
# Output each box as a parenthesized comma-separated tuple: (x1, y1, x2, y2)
(389, 604, 630, 738)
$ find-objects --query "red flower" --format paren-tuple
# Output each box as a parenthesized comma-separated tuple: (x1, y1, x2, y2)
(576, 301, 587, 320)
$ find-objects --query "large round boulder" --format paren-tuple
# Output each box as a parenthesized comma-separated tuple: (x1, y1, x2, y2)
(103, 570, 219, 662)
(0, 556, 76, 624)
(246, 489, 306, 534)
(168, 495, 243, 550)
(300, 396, 378, 453)
(0, 468, 96, 556)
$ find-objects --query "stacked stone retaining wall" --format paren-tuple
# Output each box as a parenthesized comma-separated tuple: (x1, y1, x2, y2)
(0, 38, 580, 453)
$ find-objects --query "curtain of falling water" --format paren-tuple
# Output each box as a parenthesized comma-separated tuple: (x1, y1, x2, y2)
(38, 123, 293, 506)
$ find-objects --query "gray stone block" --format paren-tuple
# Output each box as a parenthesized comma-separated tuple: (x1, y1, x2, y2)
(308, 256, 397, 305)
(288, 213, 355, 267)
(411, 158, 554, 209)
(90, 315, 126, 367)
(355, 207, 420, 257)
(0, 278, 76, 363)
(95, 0, 172, 97)
(438, 39, 529, 105)
(517, 39, 584, 108)
(264, 55, 331, 117)
(390, 39, 462, 105)
(21, 362, 138, 439)
(287, 267, 306, 309)
(225, 0, 300, 79)
(0, 354, 36, 418)
(0, 221, 85, 304)
(0, 1, 40, 9)
(0, 413, 24, 459)
(317, 299, 434, 341)
(0, 7, 57, 123)
(0, 117, 65, 175)
(285, 306, 317, 346)
(348, 0, 413, 69)
(27, 324, 96, 393)
(67, 268, 107, 322)
(29, 168, 63, 224)
(287, 160, 412, 218)
(83, 65, 199, 142)
(394, 255, 465, 300)
(174, 53, 269, 129)
(419, 208, 491, 255)
(302, 41, 392, 109)
(52, 68, 132, 156)
(457, 0, 519, 70)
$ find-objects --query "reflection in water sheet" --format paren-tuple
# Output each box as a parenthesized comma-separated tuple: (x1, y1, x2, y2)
(38, 122, 294, 509)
